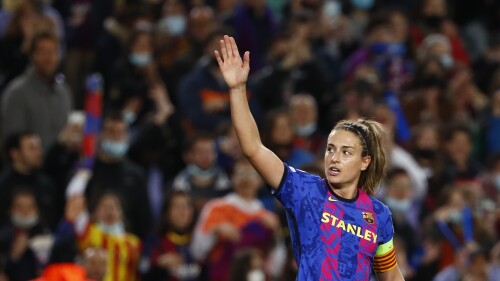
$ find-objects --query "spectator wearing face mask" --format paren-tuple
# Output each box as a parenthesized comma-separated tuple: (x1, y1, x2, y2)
(261, 109, 315, 169)
(165, 5, 217, 104)
(228, 249, 267, 281)
(107, 30, 160, 122)
(172, 134, 230, 212)
(383, 169, 419, 259)
(82, 113, 152, 239)
(0, 132, 56, 229)
(289, 94, 326, 158)
(0, 189, 53, 281)
(62, 193, 141, 281)
(409, 0, 470, 66)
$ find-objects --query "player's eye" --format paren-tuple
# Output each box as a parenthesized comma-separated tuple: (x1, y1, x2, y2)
(326, 147, 333, 152)
(343, 150, 351, 156)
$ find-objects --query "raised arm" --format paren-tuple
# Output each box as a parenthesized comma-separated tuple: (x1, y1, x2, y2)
(215, 35, 284, 189)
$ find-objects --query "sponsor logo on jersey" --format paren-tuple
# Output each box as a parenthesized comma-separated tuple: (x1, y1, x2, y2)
(321, 212, 378, 243)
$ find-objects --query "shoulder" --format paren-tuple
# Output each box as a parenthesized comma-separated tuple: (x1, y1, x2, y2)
(2, 75, 29, 100)
(366, 194, 392, 218)
(284, 164, 322, 183)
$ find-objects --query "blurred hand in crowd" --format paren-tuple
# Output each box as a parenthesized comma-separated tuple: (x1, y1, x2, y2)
(65, 195, 86, 222)
(157, 252, 184, 272)
(149, 82, 175, 125)
(214, 222, 241, 242)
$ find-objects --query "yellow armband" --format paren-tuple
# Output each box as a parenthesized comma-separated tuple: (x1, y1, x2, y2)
(373, 238, 397, 272)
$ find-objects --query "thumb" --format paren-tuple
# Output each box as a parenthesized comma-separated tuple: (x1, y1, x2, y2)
(243, 51, 250, 71)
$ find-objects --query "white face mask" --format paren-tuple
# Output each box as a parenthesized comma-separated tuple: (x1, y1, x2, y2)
(12, 214, 39, 229)
(158, 15, 187, 36)
(247, 269, 265, 281)
(386, 197, 411, 214)
(296, 122, 317, 137)
(439, 54, 454, 69)
(97, 221, 125, 236)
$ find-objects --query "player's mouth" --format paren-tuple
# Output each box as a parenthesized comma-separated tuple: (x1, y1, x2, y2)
(328, 167, 341, 176)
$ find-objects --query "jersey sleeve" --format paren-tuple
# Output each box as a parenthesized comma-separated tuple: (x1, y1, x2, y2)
(373, 206, 397, 273)
(269, 163, 321, 213)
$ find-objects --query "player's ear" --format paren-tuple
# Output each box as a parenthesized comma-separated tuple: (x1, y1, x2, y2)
(361, 156, 371, 171)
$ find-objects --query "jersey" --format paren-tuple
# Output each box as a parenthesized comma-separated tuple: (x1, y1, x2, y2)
(78, 223, 141, 281)
(272, 163, 397, 281)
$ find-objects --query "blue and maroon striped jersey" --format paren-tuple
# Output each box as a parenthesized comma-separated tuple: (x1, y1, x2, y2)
(272, 164, 397, 281)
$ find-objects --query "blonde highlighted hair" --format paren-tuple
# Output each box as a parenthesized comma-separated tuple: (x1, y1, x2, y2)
(332, 119, 389, 196)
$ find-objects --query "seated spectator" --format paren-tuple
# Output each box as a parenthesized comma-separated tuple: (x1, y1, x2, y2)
(190, 159, 285, 281)
(172, 134, 231, 211)
(0, 189, 53, 281)
(149, 191, 201, 281)
(30, 263, 92, 281)
(83, 113, 152, 239)
(1, 32, 72, 152)
(0, 132, 56, 228)
(63, 193, 141, 281)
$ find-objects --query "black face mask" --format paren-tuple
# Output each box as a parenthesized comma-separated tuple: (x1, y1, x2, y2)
(415, 148, 437, 160)
(423, 15, 445, 29)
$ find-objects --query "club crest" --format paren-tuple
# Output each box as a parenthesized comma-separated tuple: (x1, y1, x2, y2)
(362, 212, 375, 224)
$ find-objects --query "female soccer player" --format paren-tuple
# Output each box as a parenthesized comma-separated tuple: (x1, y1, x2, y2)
(215, 35, 405, 281)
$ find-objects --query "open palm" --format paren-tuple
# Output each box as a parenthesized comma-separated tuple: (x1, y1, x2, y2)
(215, 35, 250, 89)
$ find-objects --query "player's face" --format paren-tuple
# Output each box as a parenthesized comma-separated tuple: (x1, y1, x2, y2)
(324, 130, 371, 189)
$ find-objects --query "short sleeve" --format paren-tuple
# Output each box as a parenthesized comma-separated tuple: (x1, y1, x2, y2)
(373, 206, 397, 272)
(269, 163, 322, 214)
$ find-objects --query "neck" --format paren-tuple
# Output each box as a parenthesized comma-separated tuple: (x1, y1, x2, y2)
(237, 192, 256, 202)
(329, 181, 358, 199)
(13, 162, 32, 175)
(98, 153, 122, 164)
(34, 68, 54, 83)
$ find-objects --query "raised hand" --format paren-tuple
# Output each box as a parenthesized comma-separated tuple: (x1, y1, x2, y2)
(215, 35, 250, 89)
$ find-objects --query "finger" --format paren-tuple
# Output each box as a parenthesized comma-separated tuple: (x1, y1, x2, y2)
(214, 50, 223, 68)
(243, 51, 250, 71)
(224, 35, 233, 58)
(230, 37, 239, 57)
(220, 39, 228, 61)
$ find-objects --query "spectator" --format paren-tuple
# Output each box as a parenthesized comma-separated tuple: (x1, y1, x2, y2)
(1, 32, 72, 152)
(165, 5, 218, 102)
(251, 14, 330, 128)
(409, 0, 470, 66)
(126, 83, 181, 223)
(228, 249, 266, 281)
(0, 0, 58, 91)
(224, 0, 278, 73)
(289, 94, 326, 157)
(172, 134, 230, 211)
(382, 169, 419, 257)
(62, 193, 141, 281)
(261, 109, 315, 168)
(0, 189, 53, 281)
(473, 34, 500, 95)
(84, 113, 152, 239)
(177, 30, 236, 133)
(149, 191, 201, 281)
(481, 73, 500, 155)
(190, 159, 285, 281)
(443, 125, 482, 185)
(0, 132, 56, 228)
(107, 30, 158, 120)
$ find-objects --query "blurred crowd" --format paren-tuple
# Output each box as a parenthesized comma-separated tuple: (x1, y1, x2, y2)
(0, 0, 499, 280)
